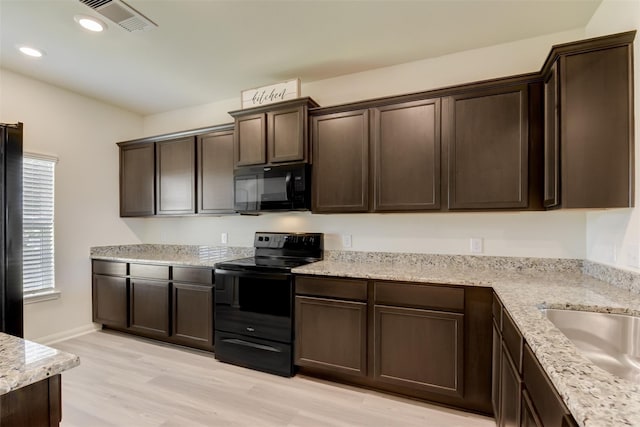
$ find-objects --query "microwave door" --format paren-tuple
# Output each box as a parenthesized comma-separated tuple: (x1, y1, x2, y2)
(260, 172, 291, 209)
(235, 175, 260, 211)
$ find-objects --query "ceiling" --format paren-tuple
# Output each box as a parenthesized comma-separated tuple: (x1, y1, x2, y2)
(0, 0, 601, 116)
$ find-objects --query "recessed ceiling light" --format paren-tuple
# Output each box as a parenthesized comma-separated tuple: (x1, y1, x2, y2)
(18, 46, 44, 58)
(74, 15, 106, 32)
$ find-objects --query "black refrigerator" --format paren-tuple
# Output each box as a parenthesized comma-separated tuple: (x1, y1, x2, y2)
(0, 122, 23, 337)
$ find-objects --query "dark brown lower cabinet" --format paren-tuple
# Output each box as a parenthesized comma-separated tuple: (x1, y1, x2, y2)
(92, 261, 216, 352)
(295, 296, 367, 376)
(129, 278, 171, 337)
(499, 343, 522, 427)
(492, 322, 502, 415)
(521, 390, 543, 427)
(0, 375, 61, 427)
(374, 305, 463, 397)
(172, 282, 214, 350)
(492, 292, 578, 427)
(294, 275, 491, 415)
(92, 274, 128, 328)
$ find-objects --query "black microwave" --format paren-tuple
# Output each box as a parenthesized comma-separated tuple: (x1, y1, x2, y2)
(234, 164, 311, 212)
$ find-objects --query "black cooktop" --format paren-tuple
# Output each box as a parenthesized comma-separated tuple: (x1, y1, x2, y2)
(215, 232, 324, 273)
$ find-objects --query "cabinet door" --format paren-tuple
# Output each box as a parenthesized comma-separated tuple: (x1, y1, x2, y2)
(172, 282, 214, 350)
(295, 296, 367, 377)
(235, 113, 266, 166)
(374, 305, 464, 397)
(372, 99, 441, 211)
(445, 85, 528, 209)
(129, 278, 170, 337)
(119, 142, 155, 216)
(560, 45, 633, 208)
(268, 106, 306, 163)
(492, 322, 502, 419)
(543, 62, 559, 208)
(521, 390, 543, 427)
(498, 343, 522, 427)
(92, 274, 128, 328)
(198, 130, 234, 214)
(312, 110, 369, 212)
(156, 136, 196, 215)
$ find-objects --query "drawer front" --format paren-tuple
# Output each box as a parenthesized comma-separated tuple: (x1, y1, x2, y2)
(173, 266, 213, 284)
(215, 331, 293, 377)
(92, 260, 126, 276)
(503, 311, 523, 373)
(523, 344, 571, 427)
(492, 292, 503, 329)
(374, 281, 464, 311)
(295, 276, 367, 301)
(129, 263, 169, 280)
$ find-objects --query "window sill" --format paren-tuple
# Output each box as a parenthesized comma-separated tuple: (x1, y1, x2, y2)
(24, 289, 61, 304)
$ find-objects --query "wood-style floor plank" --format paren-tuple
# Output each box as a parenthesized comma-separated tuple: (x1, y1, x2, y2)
(53, 331, 495, 427)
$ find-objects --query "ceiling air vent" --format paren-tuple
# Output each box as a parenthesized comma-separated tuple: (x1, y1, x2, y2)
(79, 0, 157, 32)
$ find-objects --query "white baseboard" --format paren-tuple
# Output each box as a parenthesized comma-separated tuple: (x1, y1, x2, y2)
(34, 323, 101, 345)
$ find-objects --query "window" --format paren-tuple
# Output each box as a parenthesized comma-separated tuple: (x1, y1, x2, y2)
(23, 154, 57, 298)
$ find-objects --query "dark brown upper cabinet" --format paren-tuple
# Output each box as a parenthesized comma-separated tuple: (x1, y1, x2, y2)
(443, 83, 541, 210)
(229, 97, 319, 167)
(156, 136, 196, 215)
(197, 129, 235, 214)
(542, 31, 635, 209)
(119, 141, 155, 217)
(118, 124, 235, 217)
(311, 109, 370, 213)
(372, 98, 441, 211)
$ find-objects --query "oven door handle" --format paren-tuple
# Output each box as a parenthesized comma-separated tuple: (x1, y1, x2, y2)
(221, 338, 282, 353)
(214, 268, 291, 281)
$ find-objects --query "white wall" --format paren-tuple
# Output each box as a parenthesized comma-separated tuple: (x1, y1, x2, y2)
(0, 69, 144, 342)
(138, 28, 590, 259)
(584, 0, 640, 272)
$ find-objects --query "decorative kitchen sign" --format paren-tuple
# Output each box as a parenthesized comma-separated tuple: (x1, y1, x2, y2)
(241, 78, 300, 109)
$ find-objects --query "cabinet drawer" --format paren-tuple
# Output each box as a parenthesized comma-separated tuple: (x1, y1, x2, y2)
(523, 344, 572, 427)
(374, 281, 464, 311)
(92, 260, 126, 276)
(295, 276, 367, 301)
(129, 263, 169, 280)
(503, 311, 523, 373)
(173, 266, 213, 284)
(492, 292, 503, 329)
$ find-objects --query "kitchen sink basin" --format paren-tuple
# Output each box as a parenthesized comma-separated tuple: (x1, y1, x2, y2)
(543, 308, 640, 382)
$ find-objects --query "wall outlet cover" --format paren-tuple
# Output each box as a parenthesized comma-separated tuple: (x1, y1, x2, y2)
(470, 237, 483, 254)
(221, 232, 228, 244)
(342, 234, 352, 248)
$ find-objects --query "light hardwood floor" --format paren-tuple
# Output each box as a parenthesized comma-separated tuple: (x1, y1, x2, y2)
(53, 331, 495, 427)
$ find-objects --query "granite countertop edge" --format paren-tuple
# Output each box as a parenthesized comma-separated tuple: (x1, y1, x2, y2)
(0, 334, 80, 395)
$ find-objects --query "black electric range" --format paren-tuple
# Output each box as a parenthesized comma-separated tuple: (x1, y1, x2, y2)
(214, 232, 323, 377)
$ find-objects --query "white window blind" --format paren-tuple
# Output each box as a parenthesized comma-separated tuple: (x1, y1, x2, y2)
(23, 154, 56, 295)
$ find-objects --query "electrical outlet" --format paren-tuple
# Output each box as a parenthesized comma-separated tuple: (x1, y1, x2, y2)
(470, 237, 483, 254)
(221, 232, 228, 244)
(342, 234, 352, 248)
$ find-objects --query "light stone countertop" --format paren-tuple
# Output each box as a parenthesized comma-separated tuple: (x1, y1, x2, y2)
(90, 244, 254, 267)
(292, 259, 640, 427)
(0, 333, 80, 395)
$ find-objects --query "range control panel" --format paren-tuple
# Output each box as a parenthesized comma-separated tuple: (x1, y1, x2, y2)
(254, 232, 323, 251)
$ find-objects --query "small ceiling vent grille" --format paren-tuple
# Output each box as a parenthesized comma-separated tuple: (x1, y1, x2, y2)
(78, 0, 157, 32)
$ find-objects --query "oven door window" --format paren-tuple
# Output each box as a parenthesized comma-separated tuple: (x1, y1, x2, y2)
(237, 276, 291, 318)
